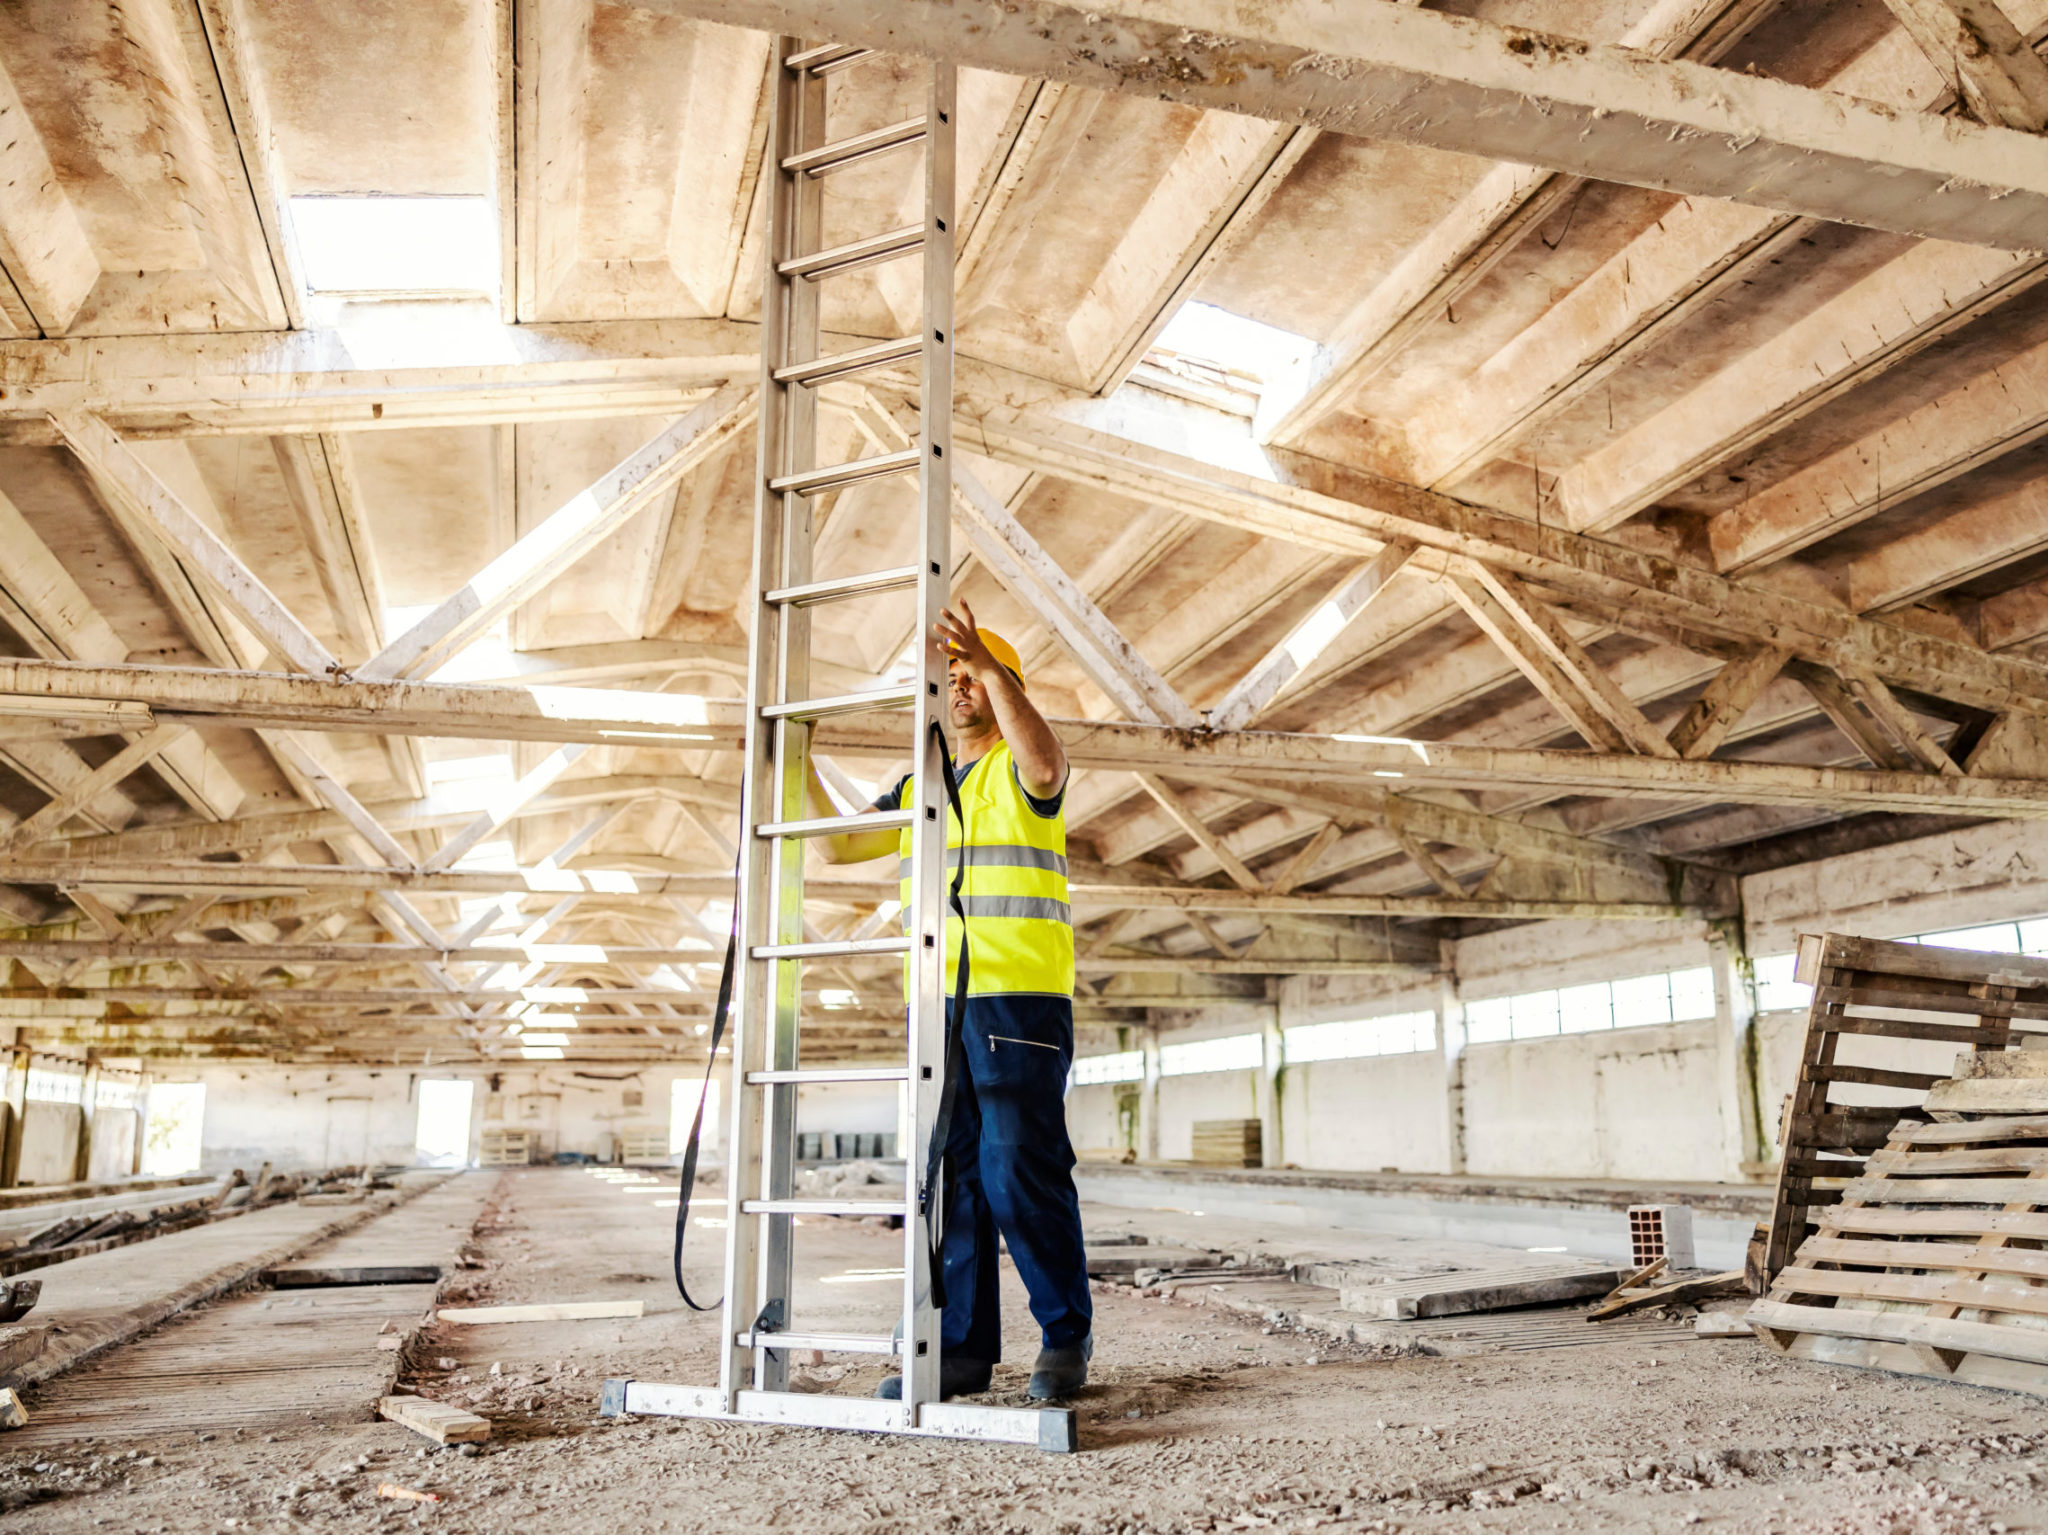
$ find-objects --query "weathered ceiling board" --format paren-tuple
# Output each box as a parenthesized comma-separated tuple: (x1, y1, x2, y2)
(2, 0, 2048, 1061)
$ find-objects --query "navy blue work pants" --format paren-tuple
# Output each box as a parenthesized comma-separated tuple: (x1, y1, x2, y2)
(938, 994, 1092, 1361)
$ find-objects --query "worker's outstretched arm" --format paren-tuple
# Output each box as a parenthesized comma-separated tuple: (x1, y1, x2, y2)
(936, 600, 1069, 800)
(803, 758, 900, 865)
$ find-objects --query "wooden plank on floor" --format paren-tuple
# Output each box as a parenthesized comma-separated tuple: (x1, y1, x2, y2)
(1339, 1263, 1625, 1320)
(378, 1394, 490, 1445)
(437, 1300, 644, 1324)
(1747, 1298, 2048, 1370)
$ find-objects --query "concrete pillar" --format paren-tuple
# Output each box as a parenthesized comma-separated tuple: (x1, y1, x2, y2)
(1140, 1025, 1162, 1164)
(1710, 918, 1765, 1181)
(132, 1071, 151, 1175)
(1258, 1005, 1284, 1169)
(0, 1047, 27, 1188)
(1438, 944, 1467, 1176)
(73, 1062, 100, 1183)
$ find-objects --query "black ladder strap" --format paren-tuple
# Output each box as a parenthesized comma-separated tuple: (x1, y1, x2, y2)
(671, 836, 741, 1313)
(918, 720, 972, 1313)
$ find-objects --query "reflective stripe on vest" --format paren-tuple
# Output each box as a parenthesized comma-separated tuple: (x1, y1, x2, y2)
(894, 741, 1073, 998)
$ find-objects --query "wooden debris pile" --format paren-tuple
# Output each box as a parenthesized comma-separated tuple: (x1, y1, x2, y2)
(0, 1164, 393, 1277)
(1751, 932, 2048, 1393)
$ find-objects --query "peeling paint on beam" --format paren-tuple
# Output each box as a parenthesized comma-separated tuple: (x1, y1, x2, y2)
(6, 657, 2048, 819)
(636, 0, 2048, 250)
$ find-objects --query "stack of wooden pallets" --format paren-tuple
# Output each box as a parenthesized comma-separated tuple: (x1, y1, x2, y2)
(478, 1127, 535, 1167)
(1750, 932, 2048, 1393)
(1190, 1118, 1262, 1168)
(617, 1127, 671, 1163)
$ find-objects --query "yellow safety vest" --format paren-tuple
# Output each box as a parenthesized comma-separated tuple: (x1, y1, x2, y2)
(891, 740, 1074, 999)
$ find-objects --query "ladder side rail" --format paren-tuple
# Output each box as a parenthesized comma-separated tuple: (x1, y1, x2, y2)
(720, 32, 808, 1411)
(757, 43, 833, 1398)
(902, 60, 958, 1417)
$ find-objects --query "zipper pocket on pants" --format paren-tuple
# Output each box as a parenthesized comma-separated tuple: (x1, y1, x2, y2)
(988, 1033, 1060, 1053)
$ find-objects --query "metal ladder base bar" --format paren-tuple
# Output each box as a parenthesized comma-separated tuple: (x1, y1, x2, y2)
(734, 1330, 900, 1355)
(602, 1381, 1079, 1452)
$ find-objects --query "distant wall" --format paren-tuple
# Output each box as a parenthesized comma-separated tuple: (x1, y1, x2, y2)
(147, 1061, 911, 1173)
(1277, 1051, 1449, 1174)
(1078, 817, 2048, 1189)
(1461, 1019, 1724, 1181)
(17, 1102, 81, 1185)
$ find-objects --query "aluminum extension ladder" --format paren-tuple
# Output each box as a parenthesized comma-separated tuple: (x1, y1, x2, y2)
(600, 38, 1077, 1454)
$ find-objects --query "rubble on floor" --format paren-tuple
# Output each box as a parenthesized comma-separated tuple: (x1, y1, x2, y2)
(0, 1165, 397, 1279)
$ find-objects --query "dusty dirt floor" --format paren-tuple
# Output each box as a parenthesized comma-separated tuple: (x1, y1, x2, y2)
(5, 1166, 2048, 1533)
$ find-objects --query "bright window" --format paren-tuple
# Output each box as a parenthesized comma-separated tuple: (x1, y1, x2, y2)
(415, 1079, 474, 1168)
(142, 1083, 206, 1175)
(1510, 990, 1560, 1040)
(1073, 1050, 1144, 1085)
(1284, 1011, 1434, 1063)
(1158, 1033, 1263, 1077)
(1753, 953, 1811, 1012)
(1152, 302, 1314, 385)
(1466, 996, 1511, 1044)
(26, 1063, 85, 1104)
(95, 1073, 143, 1111)
(1916, 922, 2022, 954)
(1467, 964, 1723, 1044)
(290, 196, 499, 298)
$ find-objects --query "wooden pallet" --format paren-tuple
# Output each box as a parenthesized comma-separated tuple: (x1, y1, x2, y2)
(1760, 933, 2048, 1285)
(1191, 1118, 1262, 1168)
(1751, 1021, 2048, 1393)
(617, 1127, 671, 1163)
(478, 1128, 534, 1167)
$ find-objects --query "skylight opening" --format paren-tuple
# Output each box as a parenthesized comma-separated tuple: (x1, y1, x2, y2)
(290, 196, 499, 299)
(1136, 303, 1315, 419)
(456, 838, 519, 873)
(424, 752, 513, 790)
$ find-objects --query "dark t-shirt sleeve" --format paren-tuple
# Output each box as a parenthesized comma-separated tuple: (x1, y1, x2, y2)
(868, 772, 913, 814)
(1013, 760, 1064, 819)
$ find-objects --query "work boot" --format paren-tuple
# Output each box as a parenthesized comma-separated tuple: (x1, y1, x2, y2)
(874, 1355, 993, 1401)
(1027, 1334, 1092, 1400)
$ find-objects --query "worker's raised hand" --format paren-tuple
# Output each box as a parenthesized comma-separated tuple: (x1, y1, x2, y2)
(934, 600, 999, 679)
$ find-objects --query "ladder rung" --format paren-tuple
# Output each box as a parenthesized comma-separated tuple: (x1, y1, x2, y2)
(751, 937, 911, 961)
(779, 226, 923, 281)
(747, 1067, 911, 1085)
(774, 338, 921, 388)
(737, 1330, 900, 1355)
(757, 809, 911, 841)
(769, 448, 920, 498)
(786, 42, 868, 72)
(765, 565, 919, 606)
(784, 116, 927, 177)
(742, 1198, 909, 1217)
(760, 684, 916, 721)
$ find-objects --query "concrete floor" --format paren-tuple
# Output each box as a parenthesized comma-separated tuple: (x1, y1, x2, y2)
(2, 1167, 2046, 1532)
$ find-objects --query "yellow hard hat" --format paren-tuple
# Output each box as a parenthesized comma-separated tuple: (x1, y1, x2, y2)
(952, 627, 1026, 691)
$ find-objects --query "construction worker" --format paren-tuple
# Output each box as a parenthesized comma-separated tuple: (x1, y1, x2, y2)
(809, 599, 1092, 1402)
